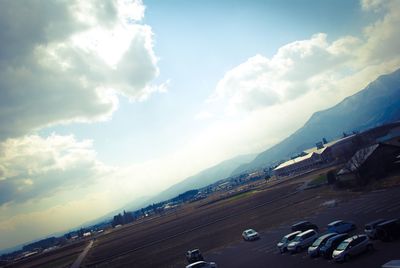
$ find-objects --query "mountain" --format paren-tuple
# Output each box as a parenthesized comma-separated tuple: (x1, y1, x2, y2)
(233, 68, 400, 174)
(146, 153, 256, 204)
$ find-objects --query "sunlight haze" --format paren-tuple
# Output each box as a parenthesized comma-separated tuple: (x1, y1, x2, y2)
(1, 0, 400, 251)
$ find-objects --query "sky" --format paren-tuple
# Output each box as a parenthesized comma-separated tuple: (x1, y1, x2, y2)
(0, 0, 400, 251)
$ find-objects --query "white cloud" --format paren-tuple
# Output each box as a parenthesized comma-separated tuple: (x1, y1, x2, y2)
(209, 1, 400, 114)
(0, 134, 109, 206)
(0, 191, 118, 250)
(361, 0, 385, 11)
(0, 0, 162, 140)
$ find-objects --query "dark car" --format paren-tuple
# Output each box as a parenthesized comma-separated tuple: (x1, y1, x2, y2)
(291, 221, 319, 232)
(327, 220, 356, 234)
(319, 233, 348, 259)
(186, 249, 204, 264)
(364, 219, 386, 239)
(307, 232, 337, 257)
(376, 219, 400, 242)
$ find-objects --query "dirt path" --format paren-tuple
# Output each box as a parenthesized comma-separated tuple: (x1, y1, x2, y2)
(70, 240, 93, 268)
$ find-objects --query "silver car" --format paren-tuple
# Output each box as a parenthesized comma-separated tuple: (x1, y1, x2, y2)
(287, 229, 318, 253)
(277, 231, 301, 253)
(242, 229, 260, 241)
(186, 261, 217, 268)
(332, 234, 373, 262)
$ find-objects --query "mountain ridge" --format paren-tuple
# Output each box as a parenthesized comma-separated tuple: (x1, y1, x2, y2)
(232, 68, 400, 174)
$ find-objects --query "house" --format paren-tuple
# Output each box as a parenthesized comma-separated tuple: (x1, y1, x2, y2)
(337, 143, 400, 182)
(273, 122, 400, 179)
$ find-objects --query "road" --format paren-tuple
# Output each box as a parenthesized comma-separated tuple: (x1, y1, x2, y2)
(70, 240, 93, 268)
(206, 187, 400, 268)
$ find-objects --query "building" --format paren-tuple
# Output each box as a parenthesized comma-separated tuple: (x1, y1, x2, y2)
(273, 146, 331, 177)
(273, 122, 400, 178)
(337, 143, 400, 182)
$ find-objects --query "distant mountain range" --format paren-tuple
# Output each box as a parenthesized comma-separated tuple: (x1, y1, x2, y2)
(124, 68, 400, 213)
(233, 68, 400, 174)
(142, 153, 256, 205)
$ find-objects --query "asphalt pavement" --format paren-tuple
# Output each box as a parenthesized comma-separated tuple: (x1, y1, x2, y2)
(206, 186, 400, 268)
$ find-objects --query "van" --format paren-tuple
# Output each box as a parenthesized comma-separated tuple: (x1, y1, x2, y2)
(376, 219, 400, 242)
(364, 219, 386, 239)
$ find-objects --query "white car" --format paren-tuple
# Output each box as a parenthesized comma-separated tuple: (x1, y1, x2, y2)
(277, 231, 301, 253)
(332, 234, 373, 262)
(186, 261, 217, 268)
(242, 229, 260, 241)
(287, 229, 318, 253)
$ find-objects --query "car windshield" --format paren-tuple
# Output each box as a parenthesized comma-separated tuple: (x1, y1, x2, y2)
(280, 237, 288, 243)
(293, 235, 302, 242)
(336, 241, 349, 250)
(246, 230, 255, 235)
(312, 236, 325, 246)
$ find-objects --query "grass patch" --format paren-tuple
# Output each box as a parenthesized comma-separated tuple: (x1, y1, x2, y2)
(226, 190, 256, 202)
(309, 174, 327, 186)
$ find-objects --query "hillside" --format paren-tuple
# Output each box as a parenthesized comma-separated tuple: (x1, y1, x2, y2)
(146, 153, 256, 204)
(233, 68, 400, 174)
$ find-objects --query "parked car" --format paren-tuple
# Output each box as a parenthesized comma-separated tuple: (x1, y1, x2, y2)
(332, 234, 373, 262)
(307, 232, 337, 257)
(319, 233, 348, 259)
(186, 261, 217, 268)
(327, 220, 356, 234)
(186, 249, 204, 264)
(365, 219, 387, 239)
(287, 229, 318, 253)
(277, 231, 301, 253)
(376, 219, 400, 242)
(382, 260, 400, 268)
(242, 229, 260, 241)
(291, 221, 319, 232)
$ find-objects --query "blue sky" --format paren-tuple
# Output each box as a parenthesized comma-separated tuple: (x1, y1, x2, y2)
(1, 0, 400, 251)
(42, 0, 370, 164)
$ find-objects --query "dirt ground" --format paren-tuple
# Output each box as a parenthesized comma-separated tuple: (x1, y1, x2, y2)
(83, 171, 361, 268)
(9, 169, 399, 268)
(5, 241, 86, 268)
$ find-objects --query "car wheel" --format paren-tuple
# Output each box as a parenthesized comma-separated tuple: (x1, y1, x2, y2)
(296, 246, 301, 253)
(344, 254, 350, 262)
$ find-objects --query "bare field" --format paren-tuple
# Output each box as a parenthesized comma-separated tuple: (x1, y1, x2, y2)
(7, 241, 87, 268)
(83, 174, 355, 268)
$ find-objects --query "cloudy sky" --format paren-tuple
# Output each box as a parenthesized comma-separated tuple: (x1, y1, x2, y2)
(0, 0, 399, 251)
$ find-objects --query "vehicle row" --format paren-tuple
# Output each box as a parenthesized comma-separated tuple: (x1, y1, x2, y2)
(277, 218, 400, 262)
(185, 218, 400, 267)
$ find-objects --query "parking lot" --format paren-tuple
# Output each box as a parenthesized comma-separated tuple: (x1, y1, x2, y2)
(206, 186, 400, 268)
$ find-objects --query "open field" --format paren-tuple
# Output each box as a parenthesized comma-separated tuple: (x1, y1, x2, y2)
(5, 241, 87, 268)
(7, 169, 399, 268)
(83, 170, 368, 267)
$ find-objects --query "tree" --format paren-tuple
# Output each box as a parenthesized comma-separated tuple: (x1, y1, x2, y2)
(326, 170, 336, 184)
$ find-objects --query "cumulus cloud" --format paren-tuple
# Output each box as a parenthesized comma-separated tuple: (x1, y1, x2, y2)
(0, 0, 162, 140)
(0, 134, 108, 206)
(209, 0, 400, 113)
